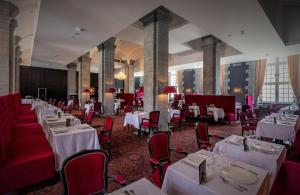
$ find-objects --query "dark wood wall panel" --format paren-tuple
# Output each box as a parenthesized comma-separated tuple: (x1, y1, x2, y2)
(20, 66, 68, 99)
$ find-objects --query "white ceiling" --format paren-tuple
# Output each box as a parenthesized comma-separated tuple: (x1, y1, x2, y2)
(31, 0, 300, 69)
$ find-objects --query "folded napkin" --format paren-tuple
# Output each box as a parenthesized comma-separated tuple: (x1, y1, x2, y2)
(52, 127, 70, 134)
(75, 124, 90, 129)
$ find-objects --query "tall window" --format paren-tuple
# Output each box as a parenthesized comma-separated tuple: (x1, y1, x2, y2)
(260, 58, 294, 103)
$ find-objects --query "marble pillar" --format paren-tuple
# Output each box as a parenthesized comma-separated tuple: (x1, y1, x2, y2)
(67, 63, 77, 99)
(140, 7, 171, 131)
(97, 37, 116, 115)
(79, 53, 91, 106)
(124, 63, 135, 93)
(15, 36, 22, 92)
(9, 19, 17, 93)
(0, 1, 18, 95)
(201, 35, 222, 95)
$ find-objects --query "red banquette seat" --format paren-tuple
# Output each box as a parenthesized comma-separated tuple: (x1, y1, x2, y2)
(0, 94, 55, 194)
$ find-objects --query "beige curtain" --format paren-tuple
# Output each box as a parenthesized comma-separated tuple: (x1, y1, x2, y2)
(288, 55, 300, 101)
(176, 71, 182, 94)
(220, 65, 225, 95)
(255, 59, 267, 105)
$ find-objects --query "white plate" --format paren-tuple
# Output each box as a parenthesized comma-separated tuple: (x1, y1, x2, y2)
(226, 135, 243, 145)
(187, 154, 205, 166)
(47, 118, 60, 122)
(222, 165, 257, 185)
(252, 143, 279, 154)
(76, 124, 90, 129)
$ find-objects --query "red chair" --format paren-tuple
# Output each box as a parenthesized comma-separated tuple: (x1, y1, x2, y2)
(170, 107, 187, 129)
(61, 150, 126, 195)
(240, 112, 256, 136)
(59, 101, 65, 110)
(270, 161, 300, 195)
(139, 111, 160, 135)
(293, 129, 300, 160)
(73, 99, 79, 110)
(199, 105, 214, 121)
(81, 111, 94, 125)
(148, 132, 187, 187)
(57, 101, 62, 108)
(93, 101, 101, 115)
(195, 120, 223, 151)
(124, 106, 133, 113)
(97, 116, 114, 157)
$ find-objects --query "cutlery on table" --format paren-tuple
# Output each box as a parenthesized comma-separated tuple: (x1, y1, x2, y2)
(219, 175, 247, 192)
(231, 164, 258, 175)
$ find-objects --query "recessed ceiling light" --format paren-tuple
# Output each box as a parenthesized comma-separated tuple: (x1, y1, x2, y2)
(240, 30, 246, 35)
(266, 53, 270, 56)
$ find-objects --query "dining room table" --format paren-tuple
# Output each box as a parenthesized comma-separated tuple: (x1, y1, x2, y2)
(123, 111, 149, 133)
(108, 178, 166, 195)
(161, 149, 270, 195)
(84, 103, 94, 114)
(188, 105, 200, 117)
(207, 107, 225, 122)
(34, 102, 62, 124)
(256, 114, 300, 142)
(168, 108, 181, 123)
(213, 135, 286, 186)
(48, 124, 100, 170)
(42, 113, 81, 139)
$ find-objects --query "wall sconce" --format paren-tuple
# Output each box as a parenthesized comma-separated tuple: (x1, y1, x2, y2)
(232, 87, 242, 93)
(108, 87, 116, 93)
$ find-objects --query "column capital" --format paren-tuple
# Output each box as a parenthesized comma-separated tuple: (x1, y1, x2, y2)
(9, 19, 18, 31)
(140, 6, 171, 26)
(9, 2, 19, 18)
(79, 52, 91, 63)
(15, 35, 22, 45)
(67, 63, 77, 69)
(97, 37, 116, 51)
(199, 35, 221, 48)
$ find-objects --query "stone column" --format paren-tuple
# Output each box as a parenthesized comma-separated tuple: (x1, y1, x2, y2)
(9, 19, 17, 93)
(15, 36, 22, 92)
(79, 53, 91, 106)
(67, 63, 77, 99)
(0, 1, 18, 95)
(201, 35, 223, 95)
(140, 7, 171, 131)
(97, 37, 116, 115)
(124, 63, 135, 93)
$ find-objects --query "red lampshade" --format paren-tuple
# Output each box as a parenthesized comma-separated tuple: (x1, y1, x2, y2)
(163, 86, 177, 94)
(83, 88, 90, 93)
(108, 88, 116, 93)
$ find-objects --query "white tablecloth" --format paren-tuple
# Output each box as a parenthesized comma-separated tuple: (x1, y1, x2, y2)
(21, 98, 35, 104)
(108, 178, 166, 195)
(280, 105, 299, 114)
(162, 150, 269, 195)
(189, 106, 200, 117)
(124, 112, 149, 129)
(67, 100, 73, 106)
(169, 109, 181, 122)
(48, 124, 100, 170)
(42, 114, 81, 139)
(256, 116, 299, 142)
(207, 107, 225, 122)
(35, 104, 61, 124)
(213, 135, 286, 186)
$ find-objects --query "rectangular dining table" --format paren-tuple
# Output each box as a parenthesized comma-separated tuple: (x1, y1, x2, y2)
(161, 150, 270, 195)
(213, 135, 286, 186)
(48, 124, 100, 170)
(108, 178, 166, 195)
(256, 115, 299, 142)
(123, 111, 149, 130)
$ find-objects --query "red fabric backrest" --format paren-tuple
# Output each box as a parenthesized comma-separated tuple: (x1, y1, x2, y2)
(195, 122, 209, 142)
(174, 94, 182, 101)
(270, 161, 300, 195)
(185, 95, 236, 114)
(87, 111, 94, 125)
(199, 105, 208, 116)
(94, 101, 101, 112)
(104, 116, 113, 132)
(0, 94, 15, 166)
(149, 133, 170, 161)
(150, 111, 160, 125)
(62, 151, 108, 195)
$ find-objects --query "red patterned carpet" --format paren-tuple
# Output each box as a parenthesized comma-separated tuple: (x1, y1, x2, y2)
(17, 115, 242, 194)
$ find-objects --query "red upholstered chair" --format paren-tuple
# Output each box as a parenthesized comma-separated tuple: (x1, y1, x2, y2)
(293, 129, 300, 160)
(148, 132, 187, 187)
(170, 107, 187, 129)
(195, 120, 223, 151)
(74, 109, 86, 120)
(225, 113, 235, 126)
(63, 104, 73, 114)
(199, 105, 214, 121)
(81, 111, 94, 125)
(139, 111, 160, 135)
(124, 106, 133, 113)
(97, 116, 114, 157)
(270, 161, 300, 195)
(240, 112, 256, 136)
(59, 101, 65, 110)
(61, 150, 126, 195)
(93, 101, 101, 115)
(73, 99, 79, 110)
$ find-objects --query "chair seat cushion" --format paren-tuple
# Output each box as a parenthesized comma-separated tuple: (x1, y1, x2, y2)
(152, 163, 169, 188)
(141, 122, 158, 128)
(99, 135, 111, 143)
(225, 113, 235, 121)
